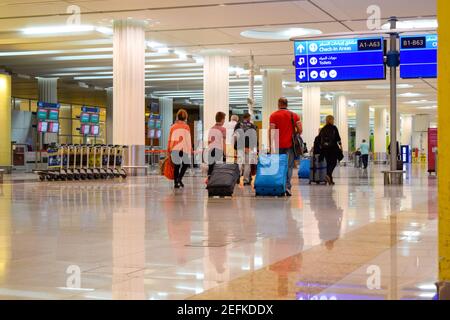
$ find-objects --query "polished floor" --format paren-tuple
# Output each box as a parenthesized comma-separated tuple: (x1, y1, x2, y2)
(0, 163, 438, 300)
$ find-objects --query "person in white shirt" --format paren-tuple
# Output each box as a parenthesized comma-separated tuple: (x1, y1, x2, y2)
(224, 115, 239, 159)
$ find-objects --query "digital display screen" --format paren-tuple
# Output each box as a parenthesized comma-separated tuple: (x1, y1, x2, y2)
(49, 122, 59, 133)
(400, 34, 437, 79)
(80, 124, 90, 135)
(90, 114, 99, 124)
(80, 113, 90, 123)
(149, 129, 155, 138)
(155, 120, 161, 129)
(38, 121, 48, 132)
(91, 125, 100, 136)
(294, 37, 385, 82)
(148, 119, 155, 128)
(155, 129, 161, 138)
(48, 110, 59, 121)
(37, 109, 48, 120)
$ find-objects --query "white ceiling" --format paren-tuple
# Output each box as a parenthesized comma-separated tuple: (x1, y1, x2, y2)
(0, 0, 438, 118)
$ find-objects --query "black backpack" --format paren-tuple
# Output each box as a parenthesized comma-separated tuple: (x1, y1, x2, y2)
(234, 121, 257, 150)
(320, 125, 336, 150)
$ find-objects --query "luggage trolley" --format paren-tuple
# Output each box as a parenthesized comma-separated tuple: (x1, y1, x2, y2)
(98, 145, 110, 179)
(83, 145, 94, 180)
(90, 145, 102, 179)
(112, 145, 128, 179)
(71, 144, 82, 180)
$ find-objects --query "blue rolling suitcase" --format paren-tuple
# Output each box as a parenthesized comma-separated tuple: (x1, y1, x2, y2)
(298, 158, 311, 179)
(254, 154, 288, 197)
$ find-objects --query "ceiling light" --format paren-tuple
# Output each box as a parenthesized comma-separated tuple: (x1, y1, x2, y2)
(146, 41, 163, 49)
(95, 26, 113, 35)
(366, 84, 414, 89)
(405, 100, 436, 104)
(416, 105, 437, 109)
(381, 19, 437, 30)
(22, 25, 95, 35)
(0, 50, 63, 57)
(52, 54, 112, 61)
(157, 47, 170, 54)
(241, 27, 322, 40)
(398, 92, 425, 98)
(74, 76, 112, 80)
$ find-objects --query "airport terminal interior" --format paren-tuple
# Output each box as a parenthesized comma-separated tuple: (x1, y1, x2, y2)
(0, 0, 447, 300)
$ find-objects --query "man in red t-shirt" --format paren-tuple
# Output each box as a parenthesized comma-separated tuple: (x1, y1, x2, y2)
(269, 97, 303, 196)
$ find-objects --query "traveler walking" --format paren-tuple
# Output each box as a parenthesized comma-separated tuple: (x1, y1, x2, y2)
(318, 115, 342, 185)
(207, 111, 227, 178)
(269, 98, 303, 196)
(224, 115, 239, 159)
(358, 139, 370, 169)
(168, 109, 192, 189)
(234, 113, 258, 186)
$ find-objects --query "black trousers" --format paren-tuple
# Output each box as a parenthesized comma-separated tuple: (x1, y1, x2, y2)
(321, 150, 338, 179)
(361, 154, 369, 169)
(172, 150, 190, 183)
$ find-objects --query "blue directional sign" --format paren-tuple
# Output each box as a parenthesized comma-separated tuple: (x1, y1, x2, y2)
(294, 37, 385, 83)
(400, 34, 437, 79)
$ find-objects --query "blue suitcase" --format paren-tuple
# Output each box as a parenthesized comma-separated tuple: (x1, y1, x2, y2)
(254, 154, 288, 196)
(298, 158, 311, 179)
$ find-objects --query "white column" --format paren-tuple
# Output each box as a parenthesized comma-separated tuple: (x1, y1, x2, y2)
(333, 95, 349, 158)
(106, 88, 113, 145)
(400, 114, 413, 146)
(159, 97, 173, 151)
(261, 68, 283, 149)
(301, 85, 321, 149)
(203, 51, 229, 143)
(356, 102, 370, 146)
(113, 19, 146, 175)
(38, 77, 58, 144)
(374, 108, 388, 163)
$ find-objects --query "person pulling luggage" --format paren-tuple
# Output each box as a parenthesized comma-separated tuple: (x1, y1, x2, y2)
(207, 112, 227, 181)
(234, 113, 258, 186)
(268, 98, 303, 196)
(168, 109, 192, 189)
(318, 115, 342, 185)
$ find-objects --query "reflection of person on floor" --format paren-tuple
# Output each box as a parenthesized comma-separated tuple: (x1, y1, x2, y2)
(255, 200, 303, 297)
(206, 201, 242, 278)
(310, 188, 343, 250)
(165, 195, 192, 265)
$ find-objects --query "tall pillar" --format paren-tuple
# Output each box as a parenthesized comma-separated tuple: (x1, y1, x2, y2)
(159, 97, 173, 151)
(374, 108, 388, 163)
(113, 19, 146, 175)
(261, 69, 283, 149)
(38, 77, 58, 144)
(106, 88, 113, 145)
(333, 95, 349, 158)
(400, 114, 413, 146)
(0, 74, 11, 172)
(301, 85, 321, 149)
(356, 102, 370, 147)
(438, 0, 450, 299)
(203, 51, 229, 144)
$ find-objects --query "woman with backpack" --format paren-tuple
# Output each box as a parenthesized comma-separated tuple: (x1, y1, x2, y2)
(318, 115, 343, 185)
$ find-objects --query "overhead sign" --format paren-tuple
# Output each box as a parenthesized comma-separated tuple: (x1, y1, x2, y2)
(400, 34, 437, 79)
(294, 37, 385, 82)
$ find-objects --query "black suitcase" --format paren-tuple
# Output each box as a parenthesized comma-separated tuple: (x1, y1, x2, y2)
(207, 164, 240, 197)
(310, 154, 327, 184)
